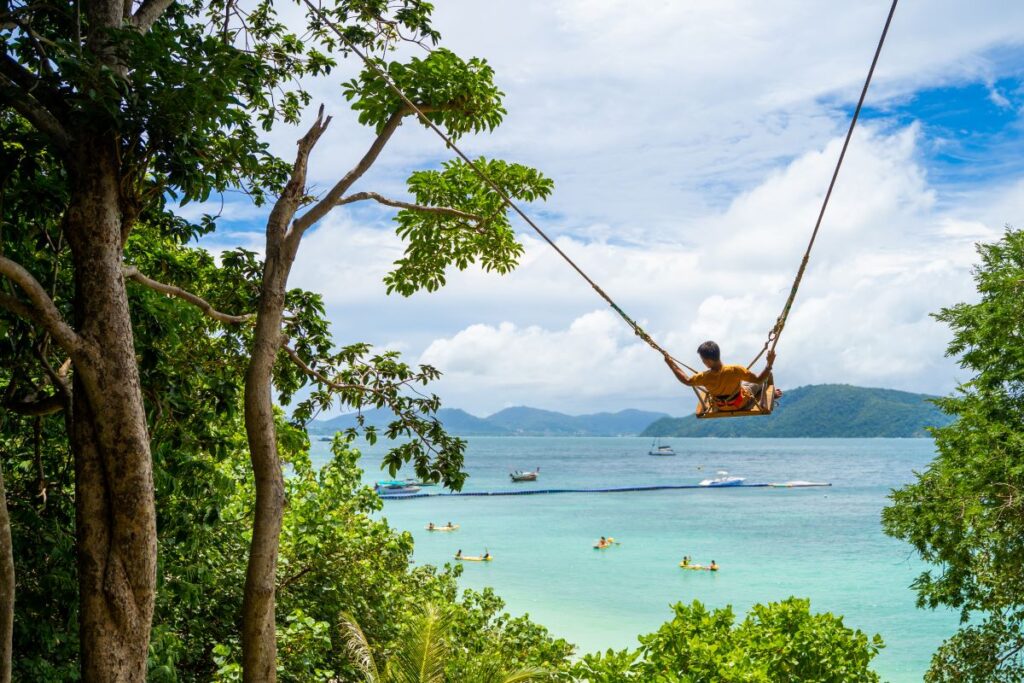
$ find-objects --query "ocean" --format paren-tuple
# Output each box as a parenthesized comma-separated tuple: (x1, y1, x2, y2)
(309, 436, 957, 682)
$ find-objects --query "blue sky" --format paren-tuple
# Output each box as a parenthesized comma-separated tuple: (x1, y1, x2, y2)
(191, 0, 1024, 416)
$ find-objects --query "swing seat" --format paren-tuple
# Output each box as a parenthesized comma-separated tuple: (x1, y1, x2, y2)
(695, 385, 776, 419)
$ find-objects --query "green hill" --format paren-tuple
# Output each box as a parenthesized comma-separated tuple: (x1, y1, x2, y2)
(310, 408, 511, 436)
(640, 384, 951, 438)
(485, 407, 668, 436)
(310, 406, 668, 437)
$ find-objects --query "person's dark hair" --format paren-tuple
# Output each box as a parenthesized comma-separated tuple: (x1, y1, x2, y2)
(697, 341, 721, 361)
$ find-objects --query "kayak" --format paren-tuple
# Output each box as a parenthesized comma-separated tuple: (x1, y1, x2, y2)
(593, 537, 616, 549)
(679, 563, 719, 571)
(425, 525, 459, 531)
(456, 555, 492, 562)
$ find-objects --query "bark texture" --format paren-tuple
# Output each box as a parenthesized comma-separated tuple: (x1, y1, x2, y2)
(241, 115, 329, 682)
(67, 138, 156, 682)
(241, 254, 291, 681)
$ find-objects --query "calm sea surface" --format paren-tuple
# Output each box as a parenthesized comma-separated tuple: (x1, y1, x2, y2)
(309, 436, 957, 682)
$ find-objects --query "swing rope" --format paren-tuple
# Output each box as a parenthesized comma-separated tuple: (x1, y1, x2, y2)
(747, 0, 899, 369)
(302, 0, 700, 372)
(304, 0, 897, 378)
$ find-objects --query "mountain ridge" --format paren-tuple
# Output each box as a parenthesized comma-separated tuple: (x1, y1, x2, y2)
(308, 385, 951, 438)
(309, 406, 668, 436)
(641, 384, 951, 438)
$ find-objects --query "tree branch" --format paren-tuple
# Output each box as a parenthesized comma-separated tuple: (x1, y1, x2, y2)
(290, 107, 408, 238)
(281, 344, 444, 460)
(2, 393, 63, 416)
(282, 344, 365, 392)
(123, 266, 252, 324)
(131, 0, 175, 31)
(0, 257, 80, 354)
(0, 57, 71, 151)
(34, 347, 71, 405)
(266, 105, 332, 247)
(336, 191, 482, 224)
(0, 292, 35, 324)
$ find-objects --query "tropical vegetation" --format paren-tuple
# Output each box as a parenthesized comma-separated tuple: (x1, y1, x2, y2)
(883, 228, 1024, 681)
(0, 0, 1004, 679)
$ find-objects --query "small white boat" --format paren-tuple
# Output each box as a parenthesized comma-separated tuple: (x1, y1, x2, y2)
(648, 439, 676, 456)
(510, 467, 539, 482)
(699, 470, 745, 487)
(770, 480, 831, 488)
(375, 480, 421, 495)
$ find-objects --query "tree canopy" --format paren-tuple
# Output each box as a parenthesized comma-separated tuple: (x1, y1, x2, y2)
(883, 228, 1024, 681)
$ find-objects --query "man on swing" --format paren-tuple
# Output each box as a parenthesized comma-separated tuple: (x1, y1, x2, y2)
(663, 342, 781, 413)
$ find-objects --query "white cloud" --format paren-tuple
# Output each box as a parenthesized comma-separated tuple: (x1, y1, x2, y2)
(200, 0, 1024, 414)
(257, 0, 1024, 239)
(402, 125, 991, 415)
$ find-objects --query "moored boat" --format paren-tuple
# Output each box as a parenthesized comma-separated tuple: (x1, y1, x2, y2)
(699, 470, 745, 487)
(375, 480, 421, 495)
(648, 439, 676, 456)
(510, 467, 539, 482)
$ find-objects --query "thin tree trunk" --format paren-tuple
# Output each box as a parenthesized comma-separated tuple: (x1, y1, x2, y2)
(0, 450, 13, 683)
(241, 251, 292, 682)
(238, 112, 329, 682)
(66, 139, 156, 682)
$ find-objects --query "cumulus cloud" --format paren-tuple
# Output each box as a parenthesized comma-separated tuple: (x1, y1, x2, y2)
(198, 1, 1024, 414)
(406, 125, 993, 414)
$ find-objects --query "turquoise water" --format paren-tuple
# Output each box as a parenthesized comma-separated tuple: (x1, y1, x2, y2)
(310, 437, 957, 682)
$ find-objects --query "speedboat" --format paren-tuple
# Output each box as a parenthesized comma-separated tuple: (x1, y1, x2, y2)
(510, 468, 539, 482)
(699, 470, 745, 487)
(375, 480, 421, 495)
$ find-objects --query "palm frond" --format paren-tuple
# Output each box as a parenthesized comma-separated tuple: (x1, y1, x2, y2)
(498, 666, 552, 683)
(338, 610, 382, 683)
(466, 662, 552, 683)
(391, 603, 449, 683)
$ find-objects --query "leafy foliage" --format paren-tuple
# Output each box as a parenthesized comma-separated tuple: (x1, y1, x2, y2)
(339, 602, 552, 683)
(573, 598, 883, 682)
(883, 229, 1024, 680)
(385, 158, 554, 296)
(344, 49, 506, 136)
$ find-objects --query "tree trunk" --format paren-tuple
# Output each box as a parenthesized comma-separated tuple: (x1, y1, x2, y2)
(239, 113, 326, 681)
(66, 139, 156, 682)
(0, 452, 13, 683)
(241, 249, 293, 682)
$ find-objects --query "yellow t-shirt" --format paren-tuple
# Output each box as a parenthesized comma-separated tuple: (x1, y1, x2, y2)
(689, 364, 759, 398)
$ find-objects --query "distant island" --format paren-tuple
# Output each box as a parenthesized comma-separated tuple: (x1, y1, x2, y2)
(642, 384, 951, 438)
(309, 406, 669, 437)
(309, 385, 951, 439)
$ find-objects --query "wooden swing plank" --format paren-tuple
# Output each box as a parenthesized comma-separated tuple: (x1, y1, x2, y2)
(695, 385, 775, 419)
